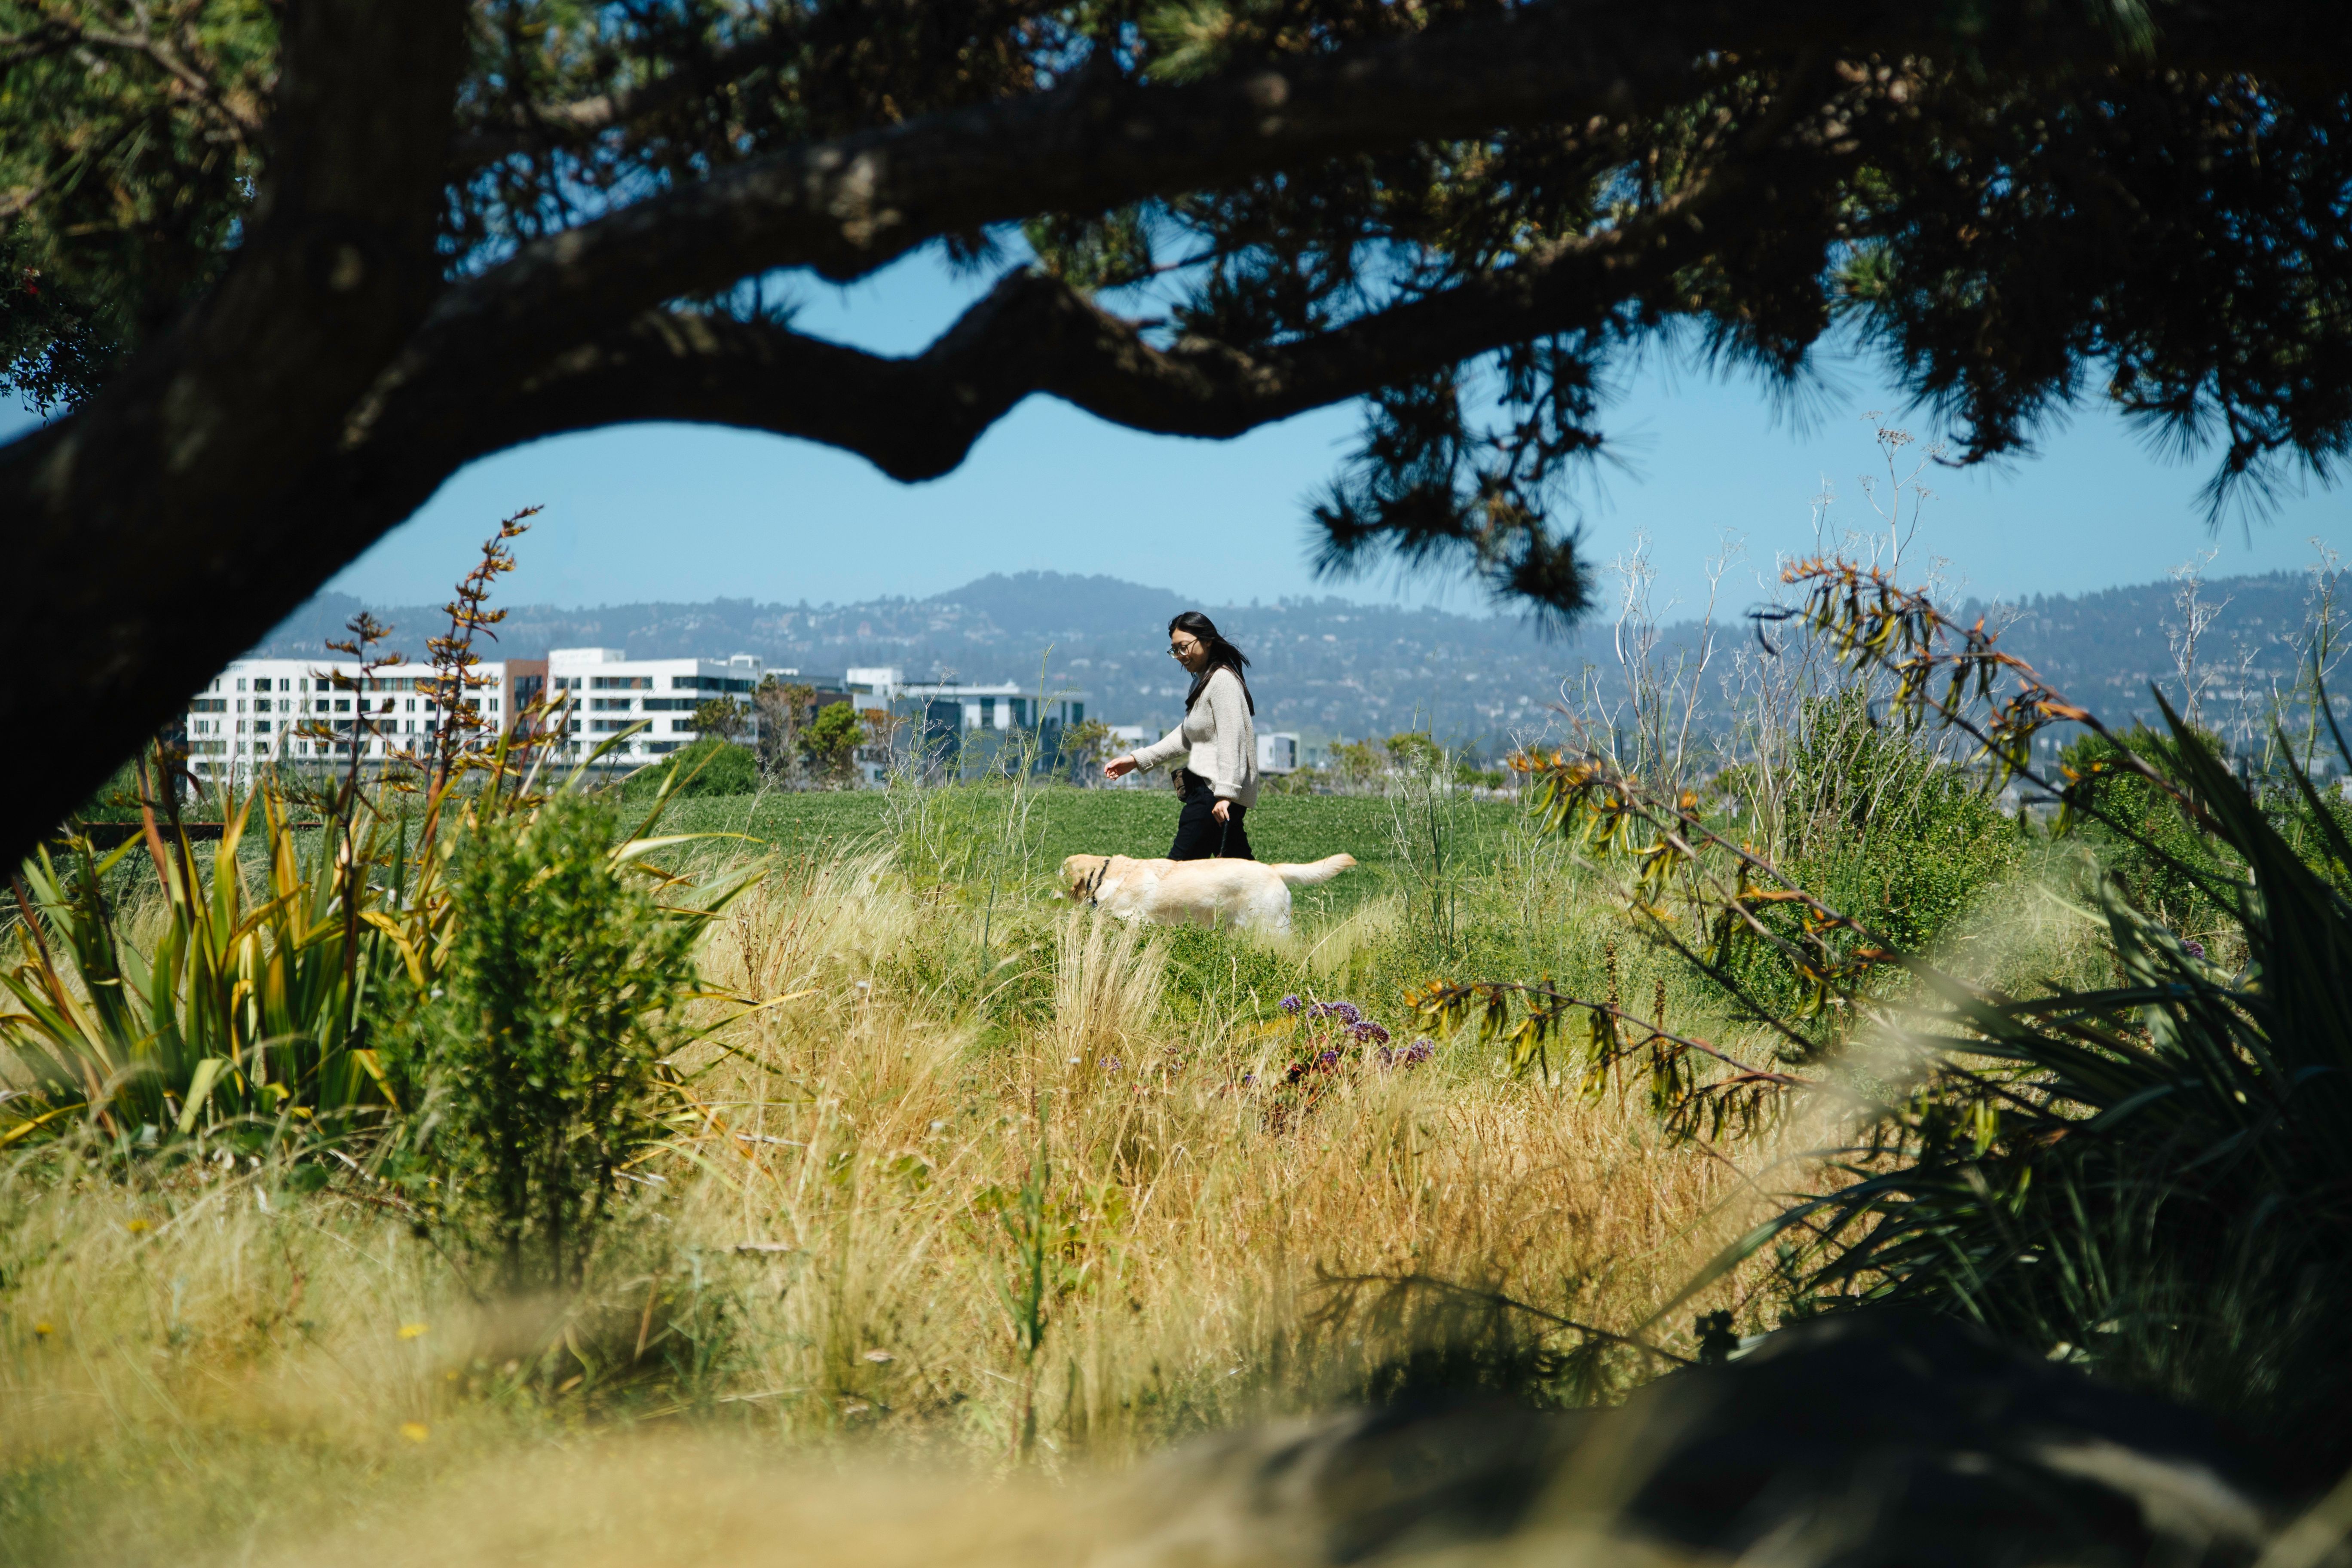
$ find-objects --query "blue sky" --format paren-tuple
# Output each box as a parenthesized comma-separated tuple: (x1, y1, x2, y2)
(13, 252, 2347, 622)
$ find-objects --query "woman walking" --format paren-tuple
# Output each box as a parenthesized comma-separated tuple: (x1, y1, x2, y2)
(1103, 612, 1259, 860)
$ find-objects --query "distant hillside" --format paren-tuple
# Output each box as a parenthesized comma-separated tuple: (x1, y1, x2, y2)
(1961, 570, 2341, 723)
(254, 566, 2346, 753)
(254, 573, 1587, 749)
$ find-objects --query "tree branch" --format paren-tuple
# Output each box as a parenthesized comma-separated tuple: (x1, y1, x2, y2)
(452, 21, 811, 164)
(364, 0, 1812, 439)
(447, 181, 1739, 482)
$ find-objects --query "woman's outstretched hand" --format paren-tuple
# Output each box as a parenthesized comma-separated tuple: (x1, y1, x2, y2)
(1103, 753, 1138, 781)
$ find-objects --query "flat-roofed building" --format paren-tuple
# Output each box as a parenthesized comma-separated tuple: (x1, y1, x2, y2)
(841, 667, 1090, 782)
(545, 647, 768, 768)
(186, 657, 515, 780)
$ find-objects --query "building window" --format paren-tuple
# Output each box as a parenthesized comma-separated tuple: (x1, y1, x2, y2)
(672, 719, 697, 732)
(590, 698, 635, 712)
(591, 676, 652, 690)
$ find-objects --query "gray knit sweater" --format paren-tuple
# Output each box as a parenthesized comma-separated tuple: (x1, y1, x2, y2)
(1132, 666, 1259, 806)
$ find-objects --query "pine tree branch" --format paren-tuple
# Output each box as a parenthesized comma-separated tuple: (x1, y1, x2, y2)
(364, 0, 1789, 438)
(452, 21, 812, 163)
(444, 178, 1740, 482)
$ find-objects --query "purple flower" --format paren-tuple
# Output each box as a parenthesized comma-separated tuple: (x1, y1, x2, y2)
(1279, 995, 1302, 1014)
(2181, 937, 2208, 962)
(1403, 1039, 1434, 1066)
(1352, 1021, 1391, 1046)
(1104, 1058, 1122, 1072)
(1241, 1073, 1256, 1086)
(1316, 1049, 1341, 1069)
(1314, 1001, 1362, 1026)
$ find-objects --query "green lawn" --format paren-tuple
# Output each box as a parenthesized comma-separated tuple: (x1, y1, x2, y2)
(652, 784, 1526, 920)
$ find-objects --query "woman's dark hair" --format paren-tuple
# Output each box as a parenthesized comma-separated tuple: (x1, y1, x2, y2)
(1170, 611, 1254, 714)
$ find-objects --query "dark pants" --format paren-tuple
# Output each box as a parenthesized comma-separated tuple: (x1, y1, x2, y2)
(1169, 790, 1253, 861)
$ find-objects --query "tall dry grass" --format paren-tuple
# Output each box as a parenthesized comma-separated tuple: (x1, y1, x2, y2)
(0, 843, 1782, 1565)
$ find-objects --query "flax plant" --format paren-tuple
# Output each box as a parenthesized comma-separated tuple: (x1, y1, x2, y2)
(0, 510, 748, 1152)
(1432, 556, 2352, 1469)
(1, 778, 409, 1148)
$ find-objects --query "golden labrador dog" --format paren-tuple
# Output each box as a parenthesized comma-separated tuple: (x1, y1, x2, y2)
(1058, 852, 1357, 934)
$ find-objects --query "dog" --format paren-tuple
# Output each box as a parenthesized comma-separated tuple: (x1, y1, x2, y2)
(1058, 852, 1358, 934)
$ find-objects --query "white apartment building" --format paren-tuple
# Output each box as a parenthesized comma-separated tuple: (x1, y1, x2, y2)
(186, 658, 514, 780)
(185, 646, 769, 779)
(546, 647, 766, 768)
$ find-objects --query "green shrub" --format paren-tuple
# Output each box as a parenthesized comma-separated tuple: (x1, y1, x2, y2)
(1721, 694, 2030, 1041)
(623, 735, 758, 800)
(414, 795, 698, 1292)
(2056, 723, 2304, 953)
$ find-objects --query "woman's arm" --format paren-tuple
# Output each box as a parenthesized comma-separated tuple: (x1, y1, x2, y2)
(1203, 671, 1250, 802)
(1127, 723, 1189, 771)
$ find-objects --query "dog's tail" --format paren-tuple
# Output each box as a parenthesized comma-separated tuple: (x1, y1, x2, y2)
(1272, 853, 1357, 887)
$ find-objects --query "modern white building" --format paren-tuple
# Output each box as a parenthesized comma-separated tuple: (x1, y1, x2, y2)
(184, 646, 772, 779)
(186, 657, 516, 780)
(542, 648, 766, 768)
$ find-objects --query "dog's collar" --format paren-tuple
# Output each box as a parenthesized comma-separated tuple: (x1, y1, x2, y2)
(1081, 862, 1109, 908)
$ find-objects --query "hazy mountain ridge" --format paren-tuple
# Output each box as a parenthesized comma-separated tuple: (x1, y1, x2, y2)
(1961, 570, 2343, 718)
(256, 567, 2343, 749)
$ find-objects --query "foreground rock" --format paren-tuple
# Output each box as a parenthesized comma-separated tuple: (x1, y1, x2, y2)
(1101, 1310, 2283, 1568)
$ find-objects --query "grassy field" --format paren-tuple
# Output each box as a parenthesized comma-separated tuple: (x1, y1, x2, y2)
(0, 779, 2084, 1567)
(654, 783, 1522, 924)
